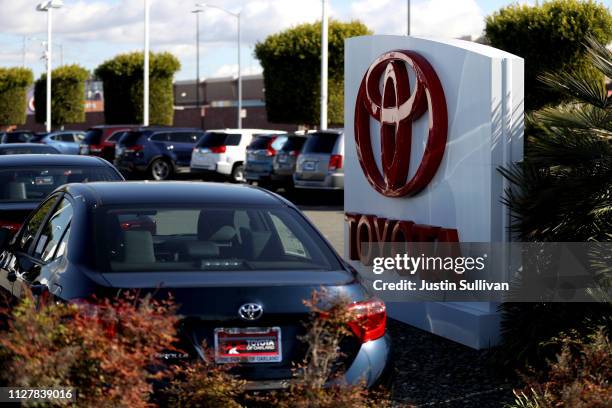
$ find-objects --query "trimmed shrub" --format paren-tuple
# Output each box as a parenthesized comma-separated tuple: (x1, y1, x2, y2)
(0, 67, 33, 126)
(485, 0, 612, 110)
(34, 64, 89, 127)
(95, 52, 180, 125)
(255, 20, 371, 127)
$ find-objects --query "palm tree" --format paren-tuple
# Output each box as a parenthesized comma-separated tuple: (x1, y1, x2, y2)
(497, 37, 611, 370)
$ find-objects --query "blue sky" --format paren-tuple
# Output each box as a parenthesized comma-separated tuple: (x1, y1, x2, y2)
(0, 0, 610, 81)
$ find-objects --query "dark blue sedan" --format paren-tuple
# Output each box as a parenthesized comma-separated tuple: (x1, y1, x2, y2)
(0, 182, 391, 389)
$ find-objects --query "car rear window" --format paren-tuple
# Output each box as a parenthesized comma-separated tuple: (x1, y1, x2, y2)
(119, 131, 145, 146)
(0, 166, 121, 202)
(302, 133, 339, 154)
(84, 129, 103, 145)
(247, 136, 272, 150)
(108, 131, 126, 143)
(280, 136, 306, 152)
(97, 205, 341, 273)
(197, 132, 241, 148)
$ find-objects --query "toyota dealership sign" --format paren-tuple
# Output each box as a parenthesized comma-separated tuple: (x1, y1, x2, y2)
(344, 36, 524, 349)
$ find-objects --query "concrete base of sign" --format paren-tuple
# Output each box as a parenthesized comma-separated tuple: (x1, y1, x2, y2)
(387, 302, 501, 349)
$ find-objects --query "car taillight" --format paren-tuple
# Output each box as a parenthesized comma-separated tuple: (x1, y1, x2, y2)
(210, 145, 226, 153)
(347, 298, 386, 343)
(266, 136, 278, 156)
(0, 220, 21, 233)
(328, 154, 343, 171)
(289, 150, 300, 156)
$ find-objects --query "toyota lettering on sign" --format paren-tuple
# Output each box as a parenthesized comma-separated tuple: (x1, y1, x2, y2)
(344, 36, 524, 349)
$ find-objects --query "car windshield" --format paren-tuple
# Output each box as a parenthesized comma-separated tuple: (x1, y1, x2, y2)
(97, 206, 342, 272)
(197, 132, 241, 148)
(0, 166, 121, 202)
(302, 133, 339, 154)
(0, 145, 58, 155)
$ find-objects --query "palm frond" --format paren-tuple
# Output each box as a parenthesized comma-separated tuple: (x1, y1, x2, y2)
(585, 35, 612, 79)
(538, 70, 608, 109)
(534, 104, 612, 133)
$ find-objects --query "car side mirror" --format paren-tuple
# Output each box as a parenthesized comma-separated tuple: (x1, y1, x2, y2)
(0, 227, 14, 249)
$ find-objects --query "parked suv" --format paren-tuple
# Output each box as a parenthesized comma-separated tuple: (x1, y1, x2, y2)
(80, 125, 138, 162)
(245, 133, 288, 187)
(271, 134, 307, 189)
(191, 129, 283, 183)
(294, 130, 344, 190)
(114, 127, 204, 180)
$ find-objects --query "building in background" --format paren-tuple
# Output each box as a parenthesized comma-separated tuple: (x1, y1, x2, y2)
(17, 75, 296, 131)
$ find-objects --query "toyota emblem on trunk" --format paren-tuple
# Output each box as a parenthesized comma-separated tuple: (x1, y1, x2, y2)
(238, 303, 263, 321)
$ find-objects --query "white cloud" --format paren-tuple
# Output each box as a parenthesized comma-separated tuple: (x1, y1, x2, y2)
(0, 0, 487, 78)
(348, 0, 485, 39)
(212, 63, 263, 78)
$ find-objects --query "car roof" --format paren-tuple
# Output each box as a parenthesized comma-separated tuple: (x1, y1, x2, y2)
(66, 181, 287, 207)
(0, 154, 110, 167)
(0, 143, 53, 149)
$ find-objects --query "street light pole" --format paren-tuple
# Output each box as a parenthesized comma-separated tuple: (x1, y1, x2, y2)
(320, 0, 328, 130)
(46, 7, 52, 132)
(36, 0, 63, 132)
(143, 0, 150, 127)
(407, 0, 411, 36)
(197, 3, 242, 129)
(237, 11, 242, 129)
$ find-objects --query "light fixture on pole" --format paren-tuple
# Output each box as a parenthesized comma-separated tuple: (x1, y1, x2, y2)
(197, 3, 242, 129)
(36, 0, 63, 133)
(321, 0, 328, 130)
(143, 0, 150, 126)
(192, 6, 204, 127)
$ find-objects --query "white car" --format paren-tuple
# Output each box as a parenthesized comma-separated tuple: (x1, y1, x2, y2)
(191, 129, 285, 182)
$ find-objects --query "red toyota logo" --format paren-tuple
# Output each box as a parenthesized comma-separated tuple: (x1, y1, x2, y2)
(354, 50, 448, 197)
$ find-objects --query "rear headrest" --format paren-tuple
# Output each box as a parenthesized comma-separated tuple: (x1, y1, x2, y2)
(8, 182, 26, 200)
(198, 210, 236, 241)
(123, 230, 155, 263)
(184, 241, 219, 259)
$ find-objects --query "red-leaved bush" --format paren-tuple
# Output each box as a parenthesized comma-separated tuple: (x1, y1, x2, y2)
(0, 290, 392, 408)
(0, 292, 179, 407)
(511, 327, 611, 408)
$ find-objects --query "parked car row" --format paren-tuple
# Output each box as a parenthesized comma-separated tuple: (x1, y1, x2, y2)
(2, 126, 346, 191)
(0, 152, 390, 390)
(245, 129, 345, 191)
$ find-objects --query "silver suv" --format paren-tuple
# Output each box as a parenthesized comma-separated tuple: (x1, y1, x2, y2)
(294, 130, 344, 190)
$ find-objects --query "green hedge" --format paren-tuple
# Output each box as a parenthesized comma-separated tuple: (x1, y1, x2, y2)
(94, 52, 180, 125)
(34, 65, 89, 127)
(485, 0, 612, 110)
(255, 20, 371, 126)
(0, 67, 33, 126)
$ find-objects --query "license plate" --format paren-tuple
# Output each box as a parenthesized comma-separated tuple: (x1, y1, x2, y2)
(303, 161, 316, 171)
(278, 155, 288, 163)
(214, 327, 282, 363)
(115, 147, 124, 157)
